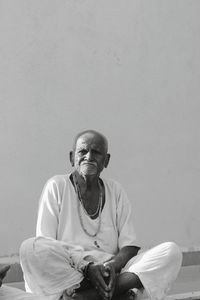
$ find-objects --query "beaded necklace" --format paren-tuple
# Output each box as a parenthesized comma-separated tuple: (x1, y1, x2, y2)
(73, 173, 103, 237)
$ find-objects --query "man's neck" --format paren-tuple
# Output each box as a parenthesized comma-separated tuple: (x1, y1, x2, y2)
(73, 171, 99, 191)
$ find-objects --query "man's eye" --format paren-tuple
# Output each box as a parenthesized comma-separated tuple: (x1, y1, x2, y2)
(79, 150, 87, 155)
(92, 150, 100, 155)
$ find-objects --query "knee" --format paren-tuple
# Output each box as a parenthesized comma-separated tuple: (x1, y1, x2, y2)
(161, 242, 183, 267)
(20, 238, 34, 252)
(19, 238, 33, 254)
(20, 237, 37, 262)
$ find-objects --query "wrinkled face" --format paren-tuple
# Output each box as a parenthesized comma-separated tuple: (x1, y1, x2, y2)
(71, 133, 109, 177)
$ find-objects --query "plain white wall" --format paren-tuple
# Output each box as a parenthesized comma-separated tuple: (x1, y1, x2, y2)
(0, 0, 200, 256)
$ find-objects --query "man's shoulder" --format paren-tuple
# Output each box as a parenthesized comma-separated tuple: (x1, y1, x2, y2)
(102, 177, 124, 191)
(45, 174, 70, 188)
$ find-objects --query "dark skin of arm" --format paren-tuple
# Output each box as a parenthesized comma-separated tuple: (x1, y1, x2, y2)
(87, 246, 140, 300)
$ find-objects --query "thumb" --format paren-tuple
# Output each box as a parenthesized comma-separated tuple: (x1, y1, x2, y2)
(103, 264, 110, 277)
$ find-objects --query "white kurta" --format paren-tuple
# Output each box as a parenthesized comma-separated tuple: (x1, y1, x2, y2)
(36, 174, 139, 254)
(20, 174, 182, 300)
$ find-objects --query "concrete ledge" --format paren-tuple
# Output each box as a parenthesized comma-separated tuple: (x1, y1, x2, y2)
(182, 251, 200, 266)
(169, 266, 200, 295)
(166, 291, 200, 300)
(5, 281, 25, 290)
(0, 263, 23, 283)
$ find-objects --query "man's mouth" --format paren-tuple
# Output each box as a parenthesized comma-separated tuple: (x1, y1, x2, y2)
(80, 161, 98, 176)
(81, 161, 97, 167)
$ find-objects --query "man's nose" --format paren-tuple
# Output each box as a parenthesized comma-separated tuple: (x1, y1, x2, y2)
(85, 151, 92, 160)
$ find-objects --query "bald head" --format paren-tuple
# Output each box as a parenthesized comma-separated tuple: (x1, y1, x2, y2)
(72, 130, 109, 154)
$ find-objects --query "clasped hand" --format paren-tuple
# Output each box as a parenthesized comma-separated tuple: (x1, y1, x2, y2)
(87, 262, 116, 300)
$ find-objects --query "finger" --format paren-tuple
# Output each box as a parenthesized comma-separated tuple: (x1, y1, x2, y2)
(106, 268, 116, 299)
(107, 266, 115, 290)
(96, 284, 110, 300)
(93, 267, 110, 291)
(99, 264, 108, 278)
(102, 264, 113, 287)
(101, 265, 111, 287)
(90, 273, 108, 294)
(97, 273, 110, 292)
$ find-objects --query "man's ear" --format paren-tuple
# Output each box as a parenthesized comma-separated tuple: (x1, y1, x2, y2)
(69, 151, 74, 166)
(104, 153, 110, 168)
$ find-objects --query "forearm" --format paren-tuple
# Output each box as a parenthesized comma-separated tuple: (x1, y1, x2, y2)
(105, 246, 140, 273)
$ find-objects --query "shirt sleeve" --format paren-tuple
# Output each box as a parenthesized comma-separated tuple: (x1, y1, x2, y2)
(36, 177, 62, 239)
(116, 183, 140, 249)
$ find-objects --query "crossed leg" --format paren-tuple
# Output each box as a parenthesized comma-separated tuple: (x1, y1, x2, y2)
(20, 238, 182, 300)
(71, 242, 182, 300)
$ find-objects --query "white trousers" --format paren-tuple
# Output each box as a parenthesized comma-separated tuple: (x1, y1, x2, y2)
(20, 237, 182, 300)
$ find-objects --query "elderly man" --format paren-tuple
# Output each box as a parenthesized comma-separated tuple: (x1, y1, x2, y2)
(20, 130, 182, 300)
